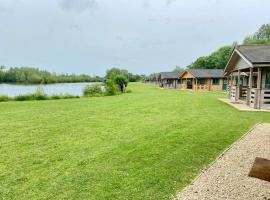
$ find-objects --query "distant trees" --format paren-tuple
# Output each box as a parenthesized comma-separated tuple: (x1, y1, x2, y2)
(188, 45, 234, 69)
(244, 23, 270, 44)
(0, 67, 103, 84)
(172, 66, 185, 72)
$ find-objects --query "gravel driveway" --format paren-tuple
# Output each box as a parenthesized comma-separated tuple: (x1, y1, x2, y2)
(175, 123, 270, 200)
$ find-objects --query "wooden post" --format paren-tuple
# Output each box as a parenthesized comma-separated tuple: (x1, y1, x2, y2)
(257, 68, 262, 109)
(237, 70, 241, 99)
(247, 67, 253, 106)
(257, 68, 262, 89)
(249, 67, 253, 88)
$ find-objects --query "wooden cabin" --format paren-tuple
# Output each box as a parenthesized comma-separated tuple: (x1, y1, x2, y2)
(179, 69, 226, 91)
(225, 45, 270, 110)
(144, 74, 159, 85)
(159, 72, 181, 89)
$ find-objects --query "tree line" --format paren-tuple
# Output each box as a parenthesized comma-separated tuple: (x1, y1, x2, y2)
(0, 66, 103, 84)
(188, 23, 270, 70)
(0, 66, 145, 84)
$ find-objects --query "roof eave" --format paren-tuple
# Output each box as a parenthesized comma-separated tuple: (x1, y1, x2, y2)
(224, 47, 254, 76)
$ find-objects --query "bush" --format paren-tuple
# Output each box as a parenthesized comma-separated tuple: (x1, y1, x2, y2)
(104, 77, 119, 96)
(51, 94, 79, 99)
(14, 94, 34, 101)
(115, 75, 128, 92)
(0, 95, 10, 102)
(32, 86, 49, 100)
(83, 83, 103, 97)
(13, 86, 49, 101)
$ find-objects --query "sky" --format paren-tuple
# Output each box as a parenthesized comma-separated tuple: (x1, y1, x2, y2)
(0, 0, 270, 76)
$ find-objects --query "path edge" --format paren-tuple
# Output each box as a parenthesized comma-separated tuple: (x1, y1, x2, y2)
(173, 122, 262, 199)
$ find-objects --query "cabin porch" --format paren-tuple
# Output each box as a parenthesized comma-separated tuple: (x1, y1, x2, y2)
(228, 67, 270, 110)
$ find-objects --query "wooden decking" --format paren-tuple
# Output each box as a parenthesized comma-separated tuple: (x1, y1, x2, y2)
(219, 98, 270, 112)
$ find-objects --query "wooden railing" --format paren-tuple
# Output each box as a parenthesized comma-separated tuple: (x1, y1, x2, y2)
(195, 84, 209, 90)
(240, 86, 248, 99)
(180, 84, 187, 90)
(260, 89, 270, 109)
(230, 86, 237, 101)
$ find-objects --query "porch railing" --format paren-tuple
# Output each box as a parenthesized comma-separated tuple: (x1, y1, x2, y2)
(195, 84, 209, 90)
(230, 86, 237, 101)
(240, 86, 248, 99)
(260, 89, 270, 109)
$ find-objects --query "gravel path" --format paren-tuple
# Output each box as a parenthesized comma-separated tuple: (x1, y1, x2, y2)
(175, 123, 270, 200)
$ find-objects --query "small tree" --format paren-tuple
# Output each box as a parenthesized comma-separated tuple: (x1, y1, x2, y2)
(104, 73, 119, 95)
(104, 68, 130, 95)
(115, 75, 128, 92)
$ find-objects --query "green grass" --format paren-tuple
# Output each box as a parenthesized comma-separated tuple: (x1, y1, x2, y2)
(0, 83, 269, 200)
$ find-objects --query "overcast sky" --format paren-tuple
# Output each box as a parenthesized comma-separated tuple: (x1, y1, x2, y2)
(0, 0, 270, 76)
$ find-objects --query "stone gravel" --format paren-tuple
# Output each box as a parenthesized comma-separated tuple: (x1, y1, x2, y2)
(175, 123, 270, 200)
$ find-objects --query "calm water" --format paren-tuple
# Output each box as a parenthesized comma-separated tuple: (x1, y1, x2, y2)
(0, 82, 97, 97)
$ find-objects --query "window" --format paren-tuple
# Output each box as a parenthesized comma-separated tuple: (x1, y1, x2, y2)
(212, 78, 220, 85)
(197, 78, 206, 85)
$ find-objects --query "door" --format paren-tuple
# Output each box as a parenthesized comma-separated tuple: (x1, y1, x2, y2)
(222, 79, 227, 90)
(266, 70, 270, 89)
(187, 79, 192, 89)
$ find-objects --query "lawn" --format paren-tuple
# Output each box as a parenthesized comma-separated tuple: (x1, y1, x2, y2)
(0, 83, 269, 200)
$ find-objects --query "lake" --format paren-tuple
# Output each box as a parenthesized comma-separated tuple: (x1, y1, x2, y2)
(0, 82, 98, 97)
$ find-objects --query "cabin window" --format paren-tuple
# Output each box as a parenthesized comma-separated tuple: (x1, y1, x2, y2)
(197, 79, 206, 85)
(266, 70, 270, 89)
(212, 78, 220, 85)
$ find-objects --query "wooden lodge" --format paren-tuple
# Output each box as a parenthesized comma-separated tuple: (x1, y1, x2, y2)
(225, 45, 270, 110)
(159, 72, 180, 89)
(179, 69, 226, 91)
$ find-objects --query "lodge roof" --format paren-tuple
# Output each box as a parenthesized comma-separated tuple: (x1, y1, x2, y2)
(236, 45, 270, 64)
(160, 72, 180, 79)
(180, 69, 224, 78)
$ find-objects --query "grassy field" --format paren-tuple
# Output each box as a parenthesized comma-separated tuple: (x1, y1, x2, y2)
(0, 83, 269, 200)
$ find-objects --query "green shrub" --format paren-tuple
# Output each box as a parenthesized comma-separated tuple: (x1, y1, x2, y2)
(83, 83, 103, 96)
(33, 86, 48, 100)
(61, 94, 80, 99)
(51, 95, 61, 99)
(104, 75, 119, 96)
(0, 95, 10, 102)
(115, 75, 128, 92)
(50, 94, 80, 100)
(14, 94, 34, 101)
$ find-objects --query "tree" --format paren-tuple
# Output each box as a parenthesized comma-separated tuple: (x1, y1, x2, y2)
(172, 66, 185, 72)
(188, 45, 233, 69)
(243, 23, 270, 44)
(115, 75, 128, 92)
(0, 65, 5, 82)
(104, 73, 119, 95)
(105, 68, 129, 80)
(104, 68, 130, 94)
